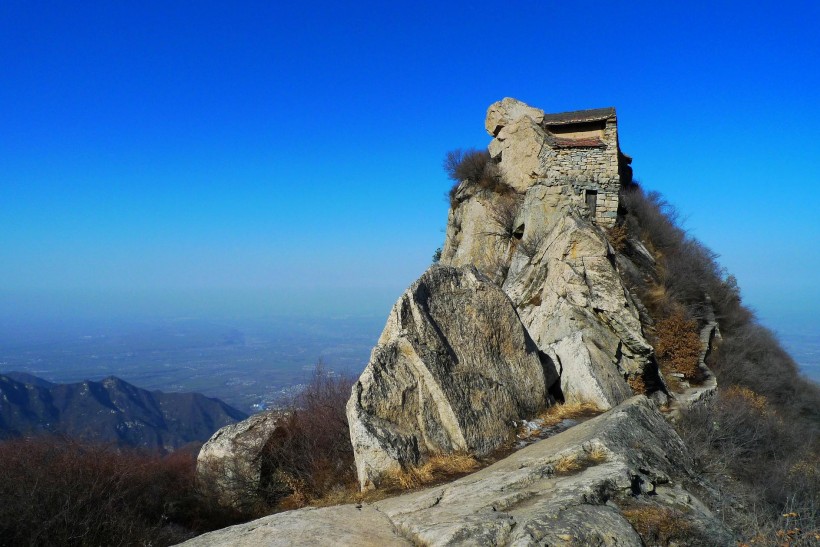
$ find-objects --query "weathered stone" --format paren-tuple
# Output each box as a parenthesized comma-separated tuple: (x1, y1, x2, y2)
(196, 410, 285, 510)
(182, 397, 734, 547)
(439, 192, 516, 280)
(490, 116, 549, 192)
(505, 207, 653, 408)
(485, 97, 545, 136)
(178, 504, 411, 547)
(347, 265, 555, 489)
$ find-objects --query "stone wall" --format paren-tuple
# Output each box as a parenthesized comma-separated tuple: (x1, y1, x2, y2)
(539, 118, 622, 227)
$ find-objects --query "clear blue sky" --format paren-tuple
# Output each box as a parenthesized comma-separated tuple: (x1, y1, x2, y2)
(1, 1, 818, 334)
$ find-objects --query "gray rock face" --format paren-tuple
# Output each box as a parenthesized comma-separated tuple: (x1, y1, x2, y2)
(181, 397, 734, 547)
(179, 505, 412, 547)
(196, 410, 285, 510)
(347, 265, 556, 489)
(502, 210, 654, 409)
(443, 188, 654, 409)
(440, 99, 656, 411)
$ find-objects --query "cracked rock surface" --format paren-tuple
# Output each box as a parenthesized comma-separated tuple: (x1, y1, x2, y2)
(346, 265, 555, 489)
(180, 396, 734, 546)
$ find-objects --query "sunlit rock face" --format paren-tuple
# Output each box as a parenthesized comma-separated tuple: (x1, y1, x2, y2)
(182, 397, 735, 547)
(347, 265, 555, 489)
(442, 98, 653, 411)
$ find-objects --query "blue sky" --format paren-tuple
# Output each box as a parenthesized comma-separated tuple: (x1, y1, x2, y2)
(1, 1, 818, 334)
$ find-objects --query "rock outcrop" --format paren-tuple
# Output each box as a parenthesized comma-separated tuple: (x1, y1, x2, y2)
(344, 98, 659, 491)
(197, 410, 286, 510)
(181, 397, 734, 546)
(442, 99, 655, 411)
(347, 266, 556, 489)
(183, 98, 740, 545)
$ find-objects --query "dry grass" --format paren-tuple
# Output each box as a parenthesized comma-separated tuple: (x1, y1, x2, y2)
(537, 401, 602, 427)
(621, 504, 699, 546)
(587, 445, 608, 464)
(383, 453, 480, 490)
(552, 446, 608, 476)
(553, 454, 582, 475)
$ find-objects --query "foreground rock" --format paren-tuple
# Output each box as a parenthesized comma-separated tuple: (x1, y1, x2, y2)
(181, 396, 733, 546)
(347, 265, 556, 489)
(197, 410, 286, 510)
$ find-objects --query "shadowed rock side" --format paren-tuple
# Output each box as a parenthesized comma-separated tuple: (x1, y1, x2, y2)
(181, 397, 734, 546)
(347, 265, 556, 490)
(442, 98, 655, 410)
(197, 410, 286, 510)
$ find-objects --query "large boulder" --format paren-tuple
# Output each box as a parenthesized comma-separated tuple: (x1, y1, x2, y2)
(181, 397, 734, 546)
(347, 265, 556, 490)
(488, 115, 549, 192)
(485, 97, 545, 137)
(196, 410, 285, 510)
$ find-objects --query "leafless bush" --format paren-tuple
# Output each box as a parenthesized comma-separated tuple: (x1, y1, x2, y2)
(619, 184, 684, 254)
(484, 194, 522, 240)
(677, 386, 819, 544)
(259, 363, 357, 509)
(444, 148, 514, 208)
(620, 503, 710, 546)
(444, 148, 489, 185)
(0, 437, 233, 546)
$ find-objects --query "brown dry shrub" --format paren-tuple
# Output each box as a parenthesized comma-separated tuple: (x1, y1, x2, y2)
(259, 363, 357, 510)
(654, 308, 701, 379)
(621, 504, 703, 546)
(0, 437, 231, 546)
(627, 373, 646, 394)
(537, 401, 602, 427)
(444, 148, 514, 208)
(606, 224, 629, 253)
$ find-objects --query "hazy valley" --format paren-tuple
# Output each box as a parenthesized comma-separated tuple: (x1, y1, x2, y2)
(0, 315, 385, 414)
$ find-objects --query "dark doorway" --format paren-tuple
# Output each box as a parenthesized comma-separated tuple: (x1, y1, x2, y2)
(585, 190, 598, 217)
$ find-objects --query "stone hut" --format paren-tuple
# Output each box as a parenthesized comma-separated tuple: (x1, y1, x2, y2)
(486, 99, 633, 228)
(539, 107, 632, 227)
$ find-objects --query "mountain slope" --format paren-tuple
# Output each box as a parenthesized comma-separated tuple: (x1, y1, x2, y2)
(0, 372, 248, 451)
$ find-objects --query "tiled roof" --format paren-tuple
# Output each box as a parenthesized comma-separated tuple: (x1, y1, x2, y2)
(542, 107, 616, 125)
(550, 136, 606, 148)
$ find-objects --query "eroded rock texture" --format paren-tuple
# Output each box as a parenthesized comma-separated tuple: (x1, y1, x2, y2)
(347, 265, 555, 489)
(182, 397, 734, 547)
(196, 410, 285, 510)
(442, 98, 655, 410)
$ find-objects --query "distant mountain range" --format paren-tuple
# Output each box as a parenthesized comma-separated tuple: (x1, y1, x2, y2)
(0, 372, 248, 451)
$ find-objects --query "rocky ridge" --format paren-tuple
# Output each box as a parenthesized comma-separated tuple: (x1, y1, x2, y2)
(184, 397, 732, 546)
(192, 98, 729, 543)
